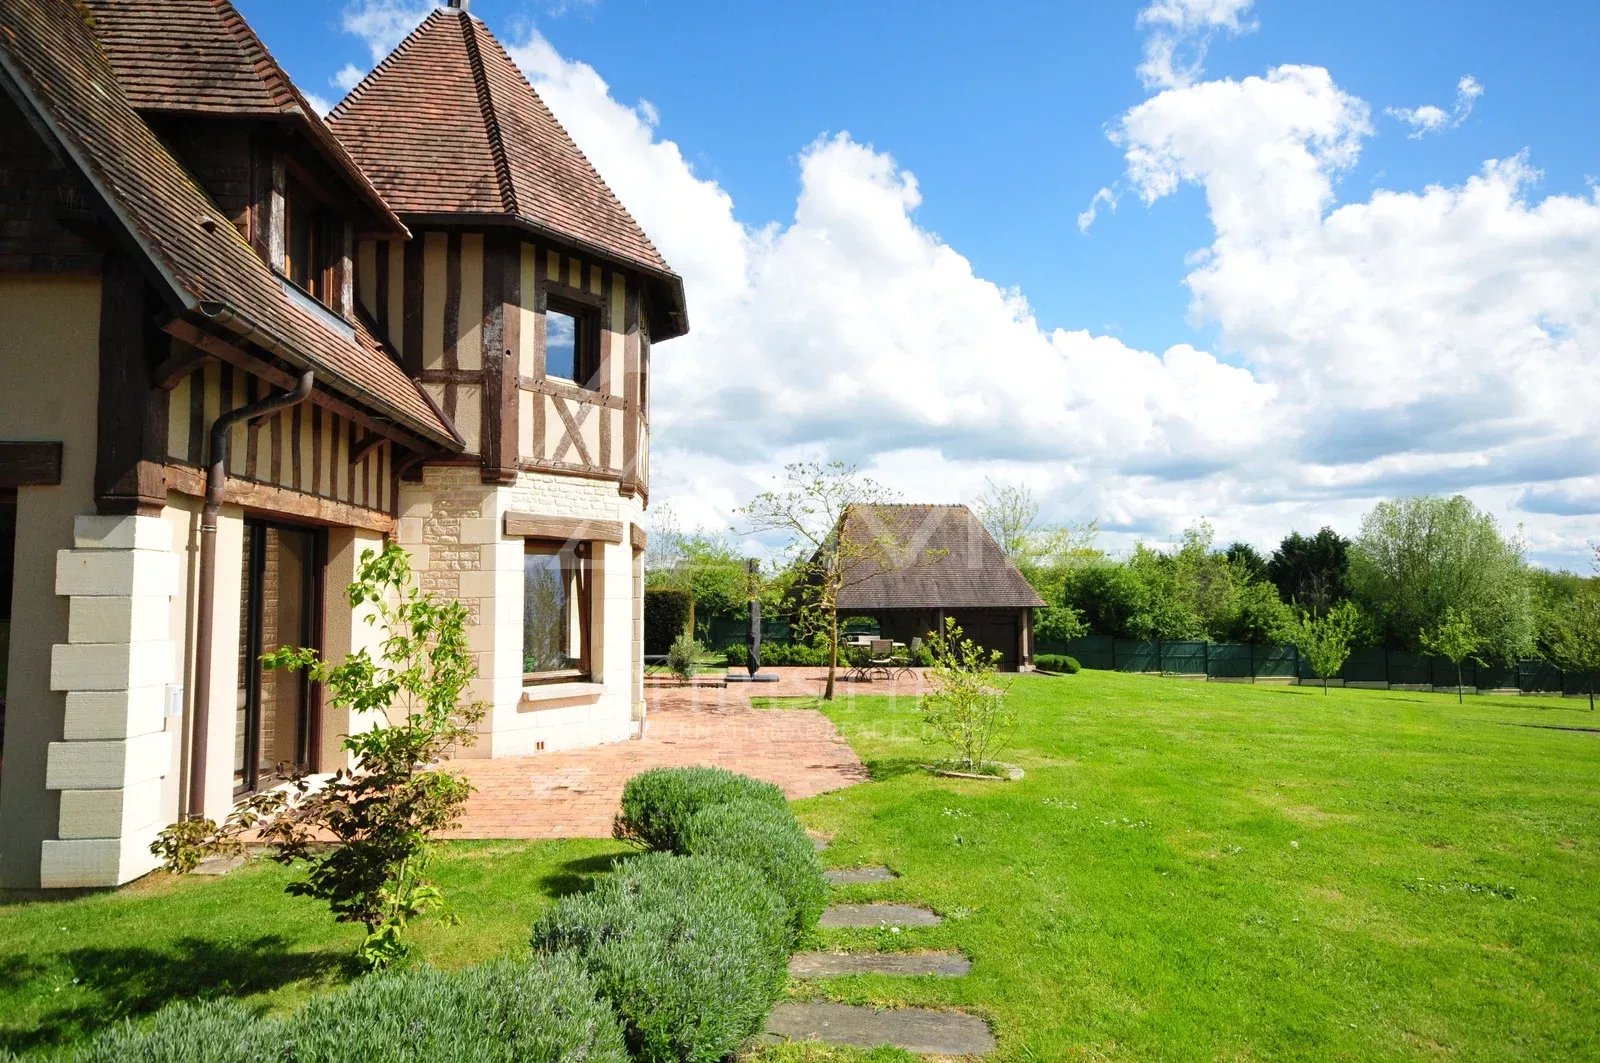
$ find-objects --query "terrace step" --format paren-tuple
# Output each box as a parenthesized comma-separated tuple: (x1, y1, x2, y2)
(765, 1002, 995, 1055)
(820, 903, 941, 928)
(789, 950, 971, 978)
(826, 865, 895, 885)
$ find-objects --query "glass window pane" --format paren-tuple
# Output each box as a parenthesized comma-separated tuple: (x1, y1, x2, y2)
(546, 308, 577, 381)
(524, 547, 580, 673)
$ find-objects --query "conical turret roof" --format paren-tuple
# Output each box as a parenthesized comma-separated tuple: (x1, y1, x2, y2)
(329, 7, 686, 338)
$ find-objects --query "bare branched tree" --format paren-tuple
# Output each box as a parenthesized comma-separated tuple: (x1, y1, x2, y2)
(973, 478, 1038, 564)
(741, 462, 901, 700)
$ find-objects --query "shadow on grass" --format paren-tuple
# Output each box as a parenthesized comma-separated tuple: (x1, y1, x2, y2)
(863, 756, 925, 782)
(537, 849, 640, 899)
(0, 935, 351, 1055)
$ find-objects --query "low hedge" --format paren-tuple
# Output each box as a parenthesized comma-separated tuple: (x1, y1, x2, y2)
(287, 954, 626, 1063)
(65, 999, 278, 1063)
(531, 852, 787, 1063)
(613, 765, 786, 852)
(1035, 654, 1081, 674)
(682, 799, 827, 944)
(56, 957, 625, 1063)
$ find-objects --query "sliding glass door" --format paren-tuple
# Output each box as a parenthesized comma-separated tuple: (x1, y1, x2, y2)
(234, 522, 322, 795)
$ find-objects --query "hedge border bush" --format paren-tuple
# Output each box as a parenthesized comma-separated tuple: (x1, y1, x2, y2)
(64, 999, 279, 1063)
(613, 765, 786, 852)
(1035, 653, 1081, 674)
(286, 954, 626, 1063)
(643, 589, 693, 655)
(682, 799, 827, 943)
(531, 852, 787, 1063)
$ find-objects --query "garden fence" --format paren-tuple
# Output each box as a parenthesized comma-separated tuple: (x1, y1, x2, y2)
(1037, 634, 1596, 696)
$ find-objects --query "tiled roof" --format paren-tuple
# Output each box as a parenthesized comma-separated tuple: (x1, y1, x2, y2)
(328, 8, 688, 338)
(81, 0, 407, 238)
(836, 505, 1048, 611)
(0, 0, 458, 448)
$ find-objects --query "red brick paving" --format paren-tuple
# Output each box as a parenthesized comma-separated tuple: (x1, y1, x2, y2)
(447, 667, 929, 839)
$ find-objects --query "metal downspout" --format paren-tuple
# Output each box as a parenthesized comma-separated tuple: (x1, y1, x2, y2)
(186, 370, 315, 819)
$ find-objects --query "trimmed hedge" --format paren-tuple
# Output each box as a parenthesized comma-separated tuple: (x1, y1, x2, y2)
(682, 799, 827, 943)
(613, 765, 786, 852)
(66, 1000, 277, 1063)
(287, 954, 626, 1063)
(1036, 654, 1081, 674)
(643, 588, 693, 655)
(531, 852, 787, 1063)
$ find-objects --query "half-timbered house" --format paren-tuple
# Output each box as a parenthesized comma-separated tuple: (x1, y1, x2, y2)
(0, 0, 684, 889)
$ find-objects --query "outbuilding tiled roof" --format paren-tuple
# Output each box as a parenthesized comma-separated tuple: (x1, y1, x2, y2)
(328, 7, 688, 338)
(836, 505, 1048, 611)
(0, 0, 457, 448)
(81, 0, 407, 238)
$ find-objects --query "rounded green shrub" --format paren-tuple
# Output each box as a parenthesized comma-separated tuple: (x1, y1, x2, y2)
(1035, 654, 1081, 674)
(285, 954, 625, 1063)
(68, 999, 280, 1063)
(723, 643, 749, 667)
(613, 765, 786, 852)
(531, 852, 787, 1063)
(682, 799, 828, 942)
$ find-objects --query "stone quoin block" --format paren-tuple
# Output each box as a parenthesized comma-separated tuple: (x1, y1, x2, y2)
(50, 640, 176, 691)
(45, 731, 171, 791)
(67, 594, 170, 644)
(62, 686, 169, 740)
(72, 514, 172, 552)
(55, 548, 178, 597)
(39, 828, 162, 889)
(57, 779, 164, 839)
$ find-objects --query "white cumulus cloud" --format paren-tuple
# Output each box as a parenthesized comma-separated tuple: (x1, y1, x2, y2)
(1387, 74, 1484, 138)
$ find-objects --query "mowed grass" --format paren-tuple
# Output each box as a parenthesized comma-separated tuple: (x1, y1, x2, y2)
(0, 838, 629, 1056)
(760, 672, 1600, 1062)
(2, 674, 1596, 1060)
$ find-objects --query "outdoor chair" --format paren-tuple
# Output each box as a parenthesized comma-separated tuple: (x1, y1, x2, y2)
(868, 639, 896, 680)
(892, 637, 921, 678)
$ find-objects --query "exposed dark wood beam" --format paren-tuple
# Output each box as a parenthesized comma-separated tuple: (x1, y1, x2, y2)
(504, 510, 624, 545)
(0, 441, 63, 487)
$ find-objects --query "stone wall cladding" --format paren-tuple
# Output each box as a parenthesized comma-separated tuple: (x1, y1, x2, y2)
(397, 466, 645, 759)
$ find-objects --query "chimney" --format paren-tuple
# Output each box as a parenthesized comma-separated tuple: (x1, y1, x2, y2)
(446, 0, 469, 9)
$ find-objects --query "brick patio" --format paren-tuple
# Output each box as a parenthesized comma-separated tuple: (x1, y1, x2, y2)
(447, 667, 928, 839)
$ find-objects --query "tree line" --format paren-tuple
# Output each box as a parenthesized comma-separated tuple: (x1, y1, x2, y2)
(974, 481, 1600, 698)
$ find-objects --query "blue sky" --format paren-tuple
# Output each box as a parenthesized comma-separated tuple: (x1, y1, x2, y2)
(239, 1, 1600, 568)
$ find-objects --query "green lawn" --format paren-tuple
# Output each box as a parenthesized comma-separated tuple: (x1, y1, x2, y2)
(2, 673, 1597, 1061)
(0, 839, 629, 1056)
(762, 673, 1600, 1062)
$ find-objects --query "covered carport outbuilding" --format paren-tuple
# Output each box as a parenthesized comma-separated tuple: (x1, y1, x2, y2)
(835, 504, 1045, 670)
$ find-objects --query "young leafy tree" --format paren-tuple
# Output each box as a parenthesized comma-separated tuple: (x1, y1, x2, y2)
(152, 544, 486, 969)
(973, 478, 1039, 565)
(921, 617, 1015, 773)
(1350, 495, 1534, 662)
(741, 461, 901, 700)
(1419, 606, 1483, 704)
(1288, 600, 1363, 694)
(1548, 585, 1600, 710)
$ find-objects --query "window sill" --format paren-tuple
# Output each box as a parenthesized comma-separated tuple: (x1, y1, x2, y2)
(518, 680, 605, 710)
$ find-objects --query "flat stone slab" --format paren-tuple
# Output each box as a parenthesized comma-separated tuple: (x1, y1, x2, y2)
(809, 831, 832, 852)
(789, 950, 971, 978)
(766, 1002, 996, 1055)
(826, 865, 895, 885)
(820, 903, 941, 928)
(191, 854, 245, 876)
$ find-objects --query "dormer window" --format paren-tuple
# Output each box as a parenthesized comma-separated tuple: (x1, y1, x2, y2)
(545, 297, 600, 389)
(283, 180, 331, 304)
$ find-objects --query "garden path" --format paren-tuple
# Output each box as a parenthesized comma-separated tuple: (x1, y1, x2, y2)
(447, 669, 890, 839)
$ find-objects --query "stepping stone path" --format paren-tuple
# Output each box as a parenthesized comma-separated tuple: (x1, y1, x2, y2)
(789, 951, 971, 978)
(771, 856, 992, 1054)
(820, 903, 941, 928)
(766, 1002, 996, 1056)
(825, 865, 895, 885)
